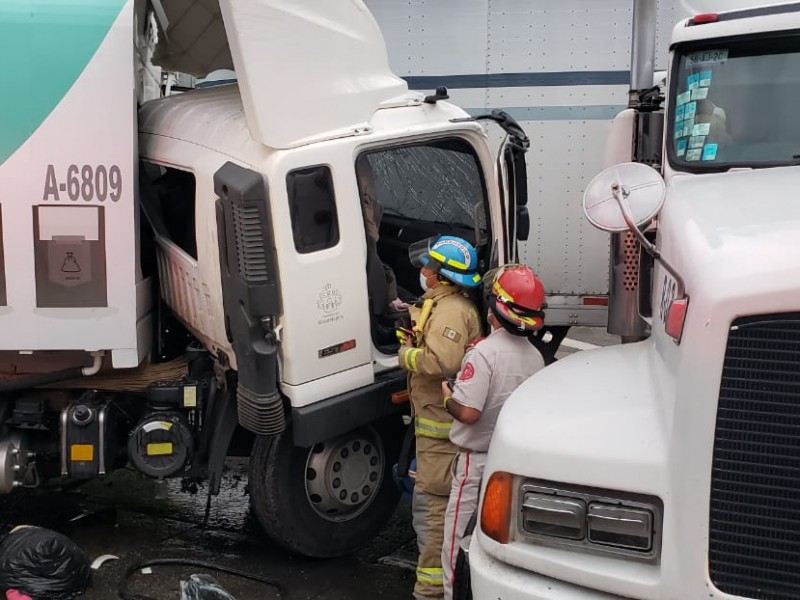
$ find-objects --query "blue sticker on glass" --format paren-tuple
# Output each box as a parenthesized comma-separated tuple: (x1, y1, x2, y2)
(676, 104, 686, 120)
(702, 143, 719, 161)
(677, 139, 688, 157)
(675, 120, 685, 137)
(699, 70, 713, 87)
(685, 101, 697, 120)
(688, 73, 700, 90)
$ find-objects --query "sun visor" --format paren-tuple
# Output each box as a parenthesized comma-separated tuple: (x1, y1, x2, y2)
(219, 0, 408, 149)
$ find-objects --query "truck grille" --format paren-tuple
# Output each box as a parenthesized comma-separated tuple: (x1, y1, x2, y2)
(709, 314, 800, 600)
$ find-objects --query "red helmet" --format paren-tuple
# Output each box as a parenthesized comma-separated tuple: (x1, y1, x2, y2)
(489, 265, 546, 332)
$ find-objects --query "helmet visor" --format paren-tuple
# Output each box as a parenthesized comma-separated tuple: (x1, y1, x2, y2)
(408, 237, 438, 269)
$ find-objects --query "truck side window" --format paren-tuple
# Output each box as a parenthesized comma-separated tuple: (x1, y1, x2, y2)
(362, 139, 484, 228)
(286, 166, 340, 253)
(142, 164, 198, 260)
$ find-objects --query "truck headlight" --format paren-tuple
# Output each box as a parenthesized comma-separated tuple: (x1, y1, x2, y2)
(518, 481, 663, 562)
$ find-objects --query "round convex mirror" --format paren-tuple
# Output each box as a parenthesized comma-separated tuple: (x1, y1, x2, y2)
(582, 162, 666, 233)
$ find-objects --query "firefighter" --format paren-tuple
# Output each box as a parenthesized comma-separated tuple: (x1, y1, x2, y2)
(440, 265, 547, 600)
(398, 235, 483, 599)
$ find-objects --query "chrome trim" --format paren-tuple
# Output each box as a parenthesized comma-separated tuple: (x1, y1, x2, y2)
(59, 407, 69, 477)
(98, 405, 107, 476)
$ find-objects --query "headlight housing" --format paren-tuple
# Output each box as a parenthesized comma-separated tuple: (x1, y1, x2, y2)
(518, 480, 663, 562)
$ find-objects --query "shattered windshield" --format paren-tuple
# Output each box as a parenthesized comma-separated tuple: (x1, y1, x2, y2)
(359, 139, 486, 228)
(669, 34, 800, 169)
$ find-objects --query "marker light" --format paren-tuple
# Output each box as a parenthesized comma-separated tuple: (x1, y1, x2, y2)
(690, 13, 719, 25)
(481, 471, 513, 544)
(666, 297, 689, 343)
(582, 296, 609, 306)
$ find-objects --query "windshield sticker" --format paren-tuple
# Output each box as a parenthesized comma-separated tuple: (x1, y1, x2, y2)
(689, 135, 706, 150)
(683, 123, 693, 137)
(688, 74, 700, 90)
(699, 70, 713, 87)
(685, 101, 697, 120)
(676, 104, 686, 121)
(692, 123, 711, 136)
(677, 139, 688, 157)
(686, 148, 702, 161)
(676, 91, 691, 106)
(687, 49, 728, 66)
(691, 87, 709, 100)
(702, 144, 719, 161)
(675, 120, 686, 138)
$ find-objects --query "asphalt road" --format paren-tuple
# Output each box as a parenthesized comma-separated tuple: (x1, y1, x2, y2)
(0, 327, 618, 600)
(0, 461, 417, 600)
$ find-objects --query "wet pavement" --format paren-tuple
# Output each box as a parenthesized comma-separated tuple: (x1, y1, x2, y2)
(0, 460, 417, 599)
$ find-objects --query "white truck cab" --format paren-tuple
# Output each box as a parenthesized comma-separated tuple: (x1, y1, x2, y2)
(468, 2, 800, 598)
(0, 0, 529, 558)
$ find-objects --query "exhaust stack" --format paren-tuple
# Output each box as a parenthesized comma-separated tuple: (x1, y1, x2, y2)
(608, 0, 660, 342)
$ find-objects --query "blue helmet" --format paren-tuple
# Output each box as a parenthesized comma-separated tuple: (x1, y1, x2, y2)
(410, 235, 482, 288)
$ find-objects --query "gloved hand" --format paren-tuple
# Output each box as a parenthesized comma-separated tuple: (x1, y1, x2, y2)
(396, 326, 415, 346)
(390, 298, 410, 312)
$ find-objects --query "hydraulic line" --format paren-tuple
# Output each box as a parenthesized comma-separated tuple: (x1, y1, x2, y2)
(118, 558, 286, 600)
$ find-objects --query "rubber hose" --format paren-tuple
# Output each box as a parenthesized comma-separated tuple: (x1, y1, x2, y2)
(117, 558, 286, 600)
(0, 367, 84, 392)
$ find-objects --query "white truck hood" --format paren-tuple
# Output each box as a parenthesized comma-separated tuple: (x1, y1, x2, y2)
(663, 166, 800, 299)
(147, 0, 408, 149)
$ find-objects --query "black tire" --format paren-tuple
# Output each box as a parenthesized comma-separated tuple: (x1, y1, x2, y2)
(453, 546, 472, 600)
(249, 420, 402, 557)
(453, 512, 478, 600)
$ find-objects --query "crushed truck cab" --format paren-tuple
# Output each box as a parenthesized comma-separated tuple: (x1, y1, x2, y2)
(469, 2, 800, 599)
(0, 0, 528, 558)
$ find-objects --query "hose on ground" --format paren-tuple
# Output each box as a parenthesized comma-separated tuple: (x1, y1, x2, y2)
(117, 557, 286, 600)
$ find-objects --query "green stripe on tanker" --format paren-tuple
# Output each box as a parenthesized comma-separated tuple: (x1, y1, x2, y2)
(0, 0, 126, 165)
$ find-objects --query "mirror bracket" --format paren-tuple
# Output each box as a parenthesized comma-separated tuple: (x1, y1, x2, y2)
(611, 182, 685, 299)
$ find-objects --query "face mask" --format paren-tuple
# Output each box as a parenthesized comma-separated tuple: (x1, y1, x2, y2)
(420, 273, 432, 292)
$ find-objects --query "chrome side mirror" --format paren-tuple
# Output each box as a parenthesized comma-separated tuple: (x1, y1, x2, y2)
(582, 162, 665, 233)
(583, 162, 689, 343)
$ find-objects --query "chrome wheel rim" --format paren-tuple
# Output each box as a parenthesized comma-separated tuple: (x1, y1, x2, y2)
(304, 427, 384, 522)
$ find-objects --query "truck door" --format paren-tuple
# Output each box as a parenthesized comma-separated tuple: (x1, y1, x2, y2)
(268, 150, 376, 408)
(481, 111, 531, 262)
(492, 111, 531, 262)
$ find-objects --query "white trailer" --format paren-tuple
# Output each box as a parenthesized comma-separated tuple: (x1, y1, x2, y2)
(370, 0, 687, 332)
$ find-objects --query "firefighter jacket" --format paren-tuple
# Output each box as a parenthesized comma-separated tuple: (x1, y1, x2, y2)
(399, 284, 482, 444)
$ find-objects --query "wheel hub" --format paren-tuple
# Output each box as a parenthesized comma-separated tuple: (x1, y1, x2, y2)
(305, 428, 384, 521)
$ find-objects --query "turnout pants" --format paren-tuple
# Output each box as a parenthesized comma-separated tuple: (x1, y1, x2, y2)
(413, 437, 458, 599)
(442, 451, 487, 600)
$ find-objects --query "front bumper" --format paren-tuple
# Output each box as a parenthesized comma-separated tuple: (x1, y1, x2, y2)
(469, 537, 624, 600)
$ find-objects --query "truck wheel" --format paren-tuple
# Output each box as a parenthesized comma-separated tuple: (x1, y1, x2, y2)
(249, 423, 401, 557)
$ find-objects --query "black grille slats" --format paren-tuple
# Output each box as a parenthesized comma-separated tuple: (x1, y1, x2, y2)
(710, 315, 800, 600)
(233, 203, 269, 283)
